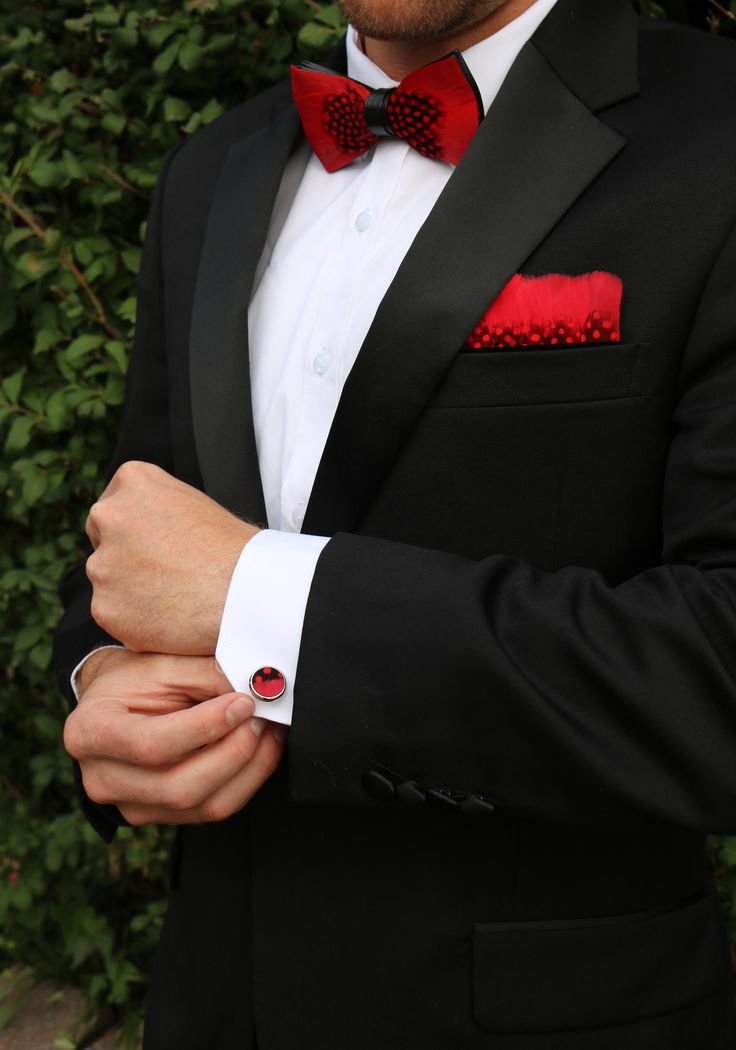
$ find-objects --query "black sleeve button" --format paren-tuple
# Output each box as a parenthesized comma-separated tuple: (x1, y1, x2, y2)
(396, 780, 426, 806)
(426, 788, 459, 808)
(362, 770, 396, 800)
(459, 794, 495, 816)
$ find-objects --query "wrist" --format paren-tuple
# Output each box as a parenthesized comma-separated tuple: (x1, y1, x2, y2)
(207, 523, 261, 649)
(77, 647, 129, 698)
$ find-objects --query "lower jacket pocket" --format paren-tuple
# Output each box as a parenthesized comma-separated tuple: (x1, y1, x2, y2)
(473, 892, 730, 1034)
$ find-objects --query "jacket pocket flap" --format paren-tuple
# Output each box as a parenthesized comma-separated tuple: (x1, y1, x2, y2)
(431, 342, 653, 409)
(473, 894, 727, 1033)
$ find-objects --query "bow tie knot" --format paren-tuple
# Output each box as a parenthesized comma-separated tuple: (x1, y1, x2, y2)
(292, 52, 484, 173)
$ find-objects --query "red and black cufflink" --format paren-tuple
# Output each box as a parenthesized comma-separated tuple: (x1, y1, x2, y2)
(249, 666, 286, 702)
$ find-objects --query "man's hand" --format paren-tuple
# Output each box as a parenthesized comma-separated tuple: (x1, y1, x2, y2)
(85, 461, 258, 654)
(64, 649, 285, 827)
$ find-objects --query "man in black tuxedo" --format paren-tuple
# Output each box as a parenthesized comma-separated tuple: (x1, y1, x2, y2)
(55, 0, 736, 1047)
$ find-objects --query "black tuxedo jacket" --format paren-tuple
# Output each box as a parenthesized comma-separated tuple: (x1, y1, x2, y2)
(54, 2, 736, 1047)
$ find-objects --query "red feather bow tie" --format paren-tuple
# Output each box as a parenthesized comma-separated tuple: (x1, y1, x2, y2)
(291, 52, 484, 173)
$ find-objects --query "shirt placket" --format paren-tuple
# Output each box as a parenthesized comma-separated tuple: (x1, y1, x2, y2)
(279, 143, 409, 532)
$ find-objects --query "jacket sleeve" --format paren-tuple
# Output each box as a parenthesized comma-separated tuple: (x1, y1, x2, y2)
(287, 218, 736, 832)
(52, 144, 182, 843)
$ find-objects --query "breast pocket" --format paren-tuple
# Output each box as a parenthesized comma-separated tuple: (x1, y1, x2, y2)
(430, 342, 653, 409)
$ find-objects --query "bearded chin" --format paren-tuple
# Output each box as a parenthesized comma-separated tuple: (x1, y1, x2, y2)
(336, 0, 507, 43)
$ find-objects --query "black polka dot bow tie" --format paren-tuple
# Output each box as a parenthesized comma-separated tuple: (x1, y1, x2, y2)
(291, 51, 484, 173)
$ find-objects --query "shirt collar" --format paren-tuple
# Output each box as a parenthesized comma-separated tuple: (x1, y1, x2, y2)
(346, 0, 559, 115)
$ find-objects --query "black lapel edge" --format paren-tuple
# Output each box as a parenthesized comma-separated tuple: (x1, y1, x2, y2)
(533, 0, 640, 112)
(189, 95, 301, 521)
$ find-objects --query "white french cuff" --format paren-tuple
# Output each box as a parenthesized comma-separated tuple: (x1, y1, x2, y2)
(215, 529, 330, 726)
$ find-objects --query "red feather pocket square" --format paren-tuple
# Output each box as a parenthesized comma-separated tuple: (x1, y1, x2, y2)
(465, 271, 623, 350)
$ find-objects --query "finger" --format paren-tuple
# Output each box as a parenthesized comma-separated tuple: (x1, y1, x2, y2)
(84, 713, 268, 807)
(85, 506, 101, 549)
(118, 724, 286, 826)
(149, 653, 236, 703)
(76, 691, 255, 766)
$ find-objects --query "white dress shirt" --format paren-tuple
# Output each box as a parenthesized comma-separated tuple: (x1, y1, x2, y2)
(215, 0, 559, 724)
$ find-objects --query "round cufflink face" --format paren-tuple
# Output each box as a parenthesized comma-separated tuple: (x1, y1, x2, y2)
(249, 666, 286, 702)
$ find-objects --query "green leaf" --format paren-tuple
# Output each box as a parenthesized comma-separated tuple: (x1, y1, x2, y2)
(63, 14, 93, 32)
(105, 341, 128, 373)
(93, 6, 121, 28)
(205, 33, 237, 55)
(29, 161, 65, 188)
(145, 23, 178, 49)
(178, 42, 204, 71)
(163, 96, 191, 122)
(58, 89, 85, 120)
(4, 416, 34, 454)
(112, 26, 139, 49)
(297, 21, 341, 51)
(4, 227, 34, 253)
(199, 98, 224, 124)
(1, 369, 26, 404)
(22, 472, 47, 505)
(61, 149, 85, 180)
(45, 228, 62, 252)
(33, 326, 60, 355)
(118, 296, 137, 323)
(17, 253, 55, 281)
(152, 42, 180, 76)
(121, 247, 141, 273)
(315, 4, 345, 28)
(29, 101, 61, 126)
(65, 334, 104, 362)
(101, 112, 126, 136)
(45, 390, 68, 430)
(48, 68, 76, 93)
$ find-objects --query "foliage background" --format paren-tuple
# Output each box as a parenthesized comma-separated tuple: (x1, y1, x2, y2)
(1, 0, 735, 1044)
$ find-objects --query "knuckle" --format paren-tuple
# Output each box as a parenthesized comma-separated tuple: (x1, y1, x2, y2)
(63, 713, 82, 758)
(116, 460, 146, 485)
(161, 781, 195, 813)
(119, 805, 149, 828)
(85, 502, 102, 534)
(89, 594, 108, 631)
(85, 552, 97, 582)
(86, 551, 109, 586)
(115, 461, 135, 483)
(82, 769, 110, 805)
(88, 499, 103, 522)
(197, 798, 231, 824)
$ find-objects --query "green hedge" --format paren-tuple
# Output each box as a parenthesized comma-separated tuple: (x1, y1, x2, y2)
(1, 0, 735, 1044)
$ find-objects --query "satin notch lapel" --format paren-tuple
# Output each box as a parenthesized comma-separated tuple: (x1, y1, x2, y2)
(189, 99, 301, 522)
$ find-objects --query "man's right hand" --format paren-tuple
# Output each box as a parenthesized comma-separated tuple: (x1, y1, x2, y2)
(63, 649, 286, 827)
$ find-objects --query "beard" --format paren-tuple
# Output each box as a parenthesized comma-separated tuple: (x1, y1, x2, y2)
(336, 0, 511, 41)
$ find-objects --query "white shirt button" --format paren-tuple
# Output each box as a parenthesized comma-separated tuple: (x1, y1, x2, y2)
(292, 505, 306, 528)
(313, 349, 332, 376)
(355, 210, 372, 233)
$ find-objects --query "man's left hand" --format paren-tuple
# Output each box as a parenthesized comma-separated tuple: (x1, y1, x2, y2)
(85, 461, 258, 654)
